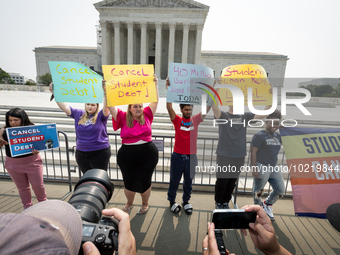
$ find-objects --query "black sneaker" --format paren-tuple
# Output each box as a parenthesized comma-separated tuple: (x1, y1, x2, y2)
(215, 203, 223, 209)
(222, 202, 230, 209)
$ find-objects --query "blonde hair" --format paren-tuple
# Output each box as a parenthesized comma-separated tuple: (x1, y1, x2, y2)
(78, 103, 99, 125)
(126, 104, 145, 128)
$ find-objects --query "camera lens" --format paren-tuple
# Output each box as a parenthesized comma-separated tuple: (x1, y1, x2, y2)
(68, 169, 114, 223)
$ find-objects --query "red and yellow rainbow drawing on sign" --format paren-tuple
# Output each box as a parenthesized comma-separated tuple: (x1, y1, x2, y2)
(281, 127, 340, 218)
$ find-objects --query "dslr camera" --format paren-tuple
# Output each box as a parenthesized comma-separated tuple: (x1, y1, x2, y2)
(68, 169, 118, 255)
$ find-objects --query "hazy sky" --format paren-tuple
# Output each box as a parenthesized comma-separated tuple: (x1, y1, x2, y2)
(1, 0, 339, 82)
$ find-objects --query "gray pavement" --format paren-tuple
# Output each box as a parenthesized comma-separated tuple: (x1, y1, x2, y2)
(1, 180, 340, 255)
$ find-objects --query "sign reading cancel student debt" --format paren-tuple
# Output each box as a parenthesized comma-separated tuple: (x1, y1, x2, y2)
(6, 124, 60, 157)
(218, 64, 272, 105)
(102, 64, 157, 107)
(167, 63, 214, 104)
(281, 127, 340, 218)
(49, 61, 103, 103)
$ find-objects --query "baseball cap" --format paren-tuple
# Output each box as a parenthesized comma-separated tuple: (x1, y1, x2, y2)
(0, 200, 82, 255)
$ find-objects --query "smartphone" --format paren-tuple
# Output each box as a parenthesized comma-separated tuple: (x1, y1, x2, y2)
(211, 209, 257, 229)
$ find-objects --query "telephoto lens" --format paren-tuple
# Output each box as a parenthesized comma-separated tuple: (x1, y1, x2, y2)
(68, 169, 114, 223)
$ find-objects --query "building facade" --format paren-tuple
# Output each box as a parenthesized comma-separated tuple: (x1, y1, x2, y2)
(34, 0, 289, 88)
(8, 73, 28, 85)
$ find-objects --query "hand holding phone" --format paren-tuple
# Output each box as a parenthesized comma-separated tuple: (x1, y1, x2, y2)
(211, 209, 257, 229)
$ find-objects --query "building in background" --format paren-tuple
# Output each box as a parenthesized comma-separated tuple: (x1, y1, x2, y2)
(298, 78, 340, 88)
(34, 0, 289, 89)
(8, 73, 28, 85)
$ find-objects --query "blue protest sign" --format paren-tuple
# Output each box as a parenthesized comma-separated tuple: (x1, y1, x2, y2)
(6, 124, 60, 157)
(167, 63, 214, 104)
(49, 61, 103, 103)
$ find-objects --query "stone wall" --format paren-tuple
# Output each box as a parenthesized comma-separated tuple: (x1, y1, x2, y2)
(0, 84, 48, 92)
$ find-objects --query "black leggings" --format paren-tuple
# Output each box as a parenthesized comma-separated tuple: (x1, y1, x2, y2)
(75, 146, 111, 174)
(214, 155, 245, 203)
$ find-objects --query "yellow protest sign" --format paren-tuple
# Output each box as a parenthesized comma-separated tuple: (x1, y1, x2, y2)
(218, 64, 272, 105)
(102, 64, 157, 107)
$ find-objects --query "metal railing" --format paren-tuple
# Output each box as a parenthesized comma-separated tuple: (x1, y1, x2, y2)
(1, 132, 291, 202)
(0, 131, 73, 199)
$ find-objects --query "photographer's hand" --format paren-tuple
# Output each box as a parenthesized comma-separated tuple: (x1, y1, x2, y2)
(82, 208, 136, 255)
(202, 222, 233, 255)
(102, 208, 136, 255)
(241, 205, 292, 255)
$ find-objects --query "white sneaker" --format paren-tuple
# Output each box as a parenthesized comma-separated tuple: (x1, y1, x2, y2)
(262, 201, 274, 220)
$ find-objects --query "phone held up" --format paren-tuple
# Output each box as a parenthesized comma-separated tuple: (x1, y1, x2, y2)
(211, 209, 257, 229)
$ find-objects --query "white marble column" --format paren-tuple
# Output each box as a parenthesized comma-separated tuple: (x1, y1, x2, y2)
(155, 22, 162, 78)
(140, 22, 147, 64)
(127, 21, 134, 64)
(100, 21, 108, 65)
(107, 25, 112, 65)
(195, 23, 203, 64)
(113, 22, 120, 64)
(181, 23, 190, 63)
(168, 22, 176, 65)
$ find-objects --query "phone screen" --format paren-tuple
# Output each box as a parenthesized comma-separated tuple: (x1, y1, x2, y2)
(212, 209, 257, 229)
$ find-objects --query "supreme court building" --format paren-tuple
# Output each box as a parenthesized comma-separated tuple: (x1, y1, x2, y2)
(34, 0, 289, 87)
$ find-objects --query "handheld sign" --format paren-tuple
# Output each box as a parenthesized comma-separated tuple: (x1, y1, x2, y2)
(218, 64, 272, 105)
(6, 124, 60, 157)
(167, 63, 214, 104)
(49, 61, 103, 103)
(189, 78, 215, 106)
(102, 64, 157, 107)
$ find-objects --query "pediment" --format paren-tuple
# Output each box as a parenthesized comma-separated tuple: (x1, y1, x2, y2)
(94, 0, 209, 9)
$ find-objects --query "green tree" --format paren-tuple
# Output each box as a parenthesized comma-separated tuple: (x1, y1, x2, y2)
(25, 80, 36, 85)
(0, 68, 15, 84)
(334, 84, 340, 96)
(38, 73, 52, 86)
(314, 84, 334, 97)
(302, 84, 318, 97)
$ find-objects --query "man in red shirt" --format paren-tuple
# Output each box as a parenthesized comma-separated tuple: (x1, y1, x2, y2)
(166, 79, 210, 215)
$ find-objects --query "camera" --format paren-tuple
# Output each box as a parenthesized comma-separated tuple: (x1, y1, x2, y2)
(68, 169, 118, 255)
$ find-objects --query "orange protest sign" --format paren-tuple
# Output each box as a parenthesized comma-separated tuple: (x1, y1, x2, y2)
(102, 64, 157, 106)
(218, 64, 272, 105)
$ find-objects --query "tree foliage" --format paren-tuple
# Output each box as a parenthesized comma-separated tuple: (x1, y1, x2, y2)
(300, 84, 340, 97)
(25, 80, 36, 85)
(0, 68, 15, 84)
(38, 73, 52, 86)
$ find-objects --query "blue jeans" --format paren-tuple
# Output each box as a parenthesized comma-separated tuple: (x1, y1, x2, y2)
(167, 152, 197, 203)
(253, 162, 285, 205)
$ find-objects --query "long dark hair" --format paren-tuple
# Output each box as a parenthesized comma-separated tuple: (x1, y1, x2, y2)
(4, 108, 34, 128)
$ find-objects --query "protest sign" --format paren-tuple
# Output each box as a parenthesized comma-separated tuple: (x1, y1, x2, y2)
(167, 63, 214, 105)
(281, 127, 340, 218)
(102, 64, 157, 107)
(218, 64, 272, 105)
(189, 78, 216, 106)
(6, 124, 60, 157)
(49, 61, 103, 103)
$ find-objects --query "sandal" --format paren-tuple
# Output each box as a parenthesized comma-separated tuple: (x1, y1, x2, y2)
(182, 203, 193, 215)
(137, 207, 149, 215)
(123, 206, 132, 214)
(170, 203, 181, 214)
